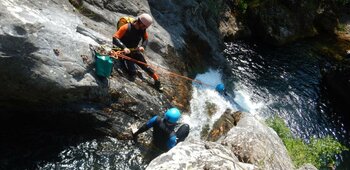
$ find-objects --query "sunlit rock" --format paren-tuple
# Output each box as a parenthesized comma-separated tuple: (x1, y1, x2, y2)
(146, 140, 256, 170)
(219, 112, 294, 170)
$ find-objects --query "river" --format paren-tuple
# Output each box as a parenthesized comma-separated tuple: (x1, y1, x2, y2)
(216, 40, 350, 169)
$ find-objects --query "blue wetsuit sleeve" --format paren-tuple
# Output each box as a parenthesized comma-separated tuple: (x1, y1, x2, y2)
(167, 135, 177, 150)
(134, 116, 158, 135)
(146, 116, 158, 128)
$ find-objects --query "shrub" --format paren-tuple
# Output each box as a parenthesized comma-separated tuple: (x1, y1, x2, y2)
(336, 0, 350, 5)
(266, 116, 348, 169)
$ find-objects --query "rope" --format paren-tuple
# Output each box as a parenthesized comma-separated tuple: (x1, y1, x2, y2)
(109, 50, 214, 88)
(111, 47, 137, 51)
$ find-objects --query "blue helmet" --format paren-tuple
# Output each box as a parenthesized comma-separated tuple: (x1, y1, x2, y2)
(165, 108, 181, 123)
(215, 83, 225, 92)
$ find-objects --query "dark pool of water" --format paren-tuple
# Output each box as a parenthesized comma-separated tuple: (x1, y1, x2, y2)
(0, 111, 150, 170)
(222, 40, 350, 169)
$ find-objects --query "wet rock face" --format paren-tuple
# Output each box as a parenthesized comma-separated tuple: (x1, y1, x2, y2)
(0, 0, 108, 109)
(244, 0, 339, 45)
(246, 0, 318, 45)
(1, 0, 233, 112)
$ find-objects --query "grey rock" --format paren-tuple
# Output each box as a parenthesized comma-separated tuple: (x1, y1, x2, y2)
(146, 140, 256, 170)
(220, 112, 295, 170)
(297, 163, 318, 170)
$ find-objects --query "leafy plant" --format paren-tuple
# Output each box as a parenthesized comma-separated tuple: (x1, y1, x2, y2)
(266, 116, 348, 169)
(234, 0, 261, 14)
(337, 23, 347, 32)
(205, 0, 225, 18)
(336, 0, 350, 5)
(309, 136, 347, 168)
(237, 0, 249, 14)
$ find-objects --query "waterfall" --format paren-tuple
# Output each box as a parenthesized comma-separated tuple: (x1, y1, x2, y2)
(182, 69, 263, 140)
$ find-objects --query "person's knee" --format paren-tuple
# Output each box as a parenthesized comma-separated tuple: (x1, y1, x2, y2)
(180, 124, 190, 132)
(176, 124, 190, 142)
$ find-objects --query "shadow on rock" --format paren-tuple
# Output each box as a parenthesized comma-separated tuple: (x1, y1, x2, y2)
(0, 108, 111, 170)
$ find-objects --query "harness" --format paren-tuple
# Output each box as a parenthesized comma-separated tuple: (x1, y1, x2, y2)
(119, 23, 145, 48)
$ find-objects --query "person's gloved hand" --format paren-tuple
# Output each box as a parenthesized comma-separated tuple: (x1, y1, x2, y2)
(123, 48, 131, 54)
(132, 133, 138, 144)
(137, 46, 145, 52)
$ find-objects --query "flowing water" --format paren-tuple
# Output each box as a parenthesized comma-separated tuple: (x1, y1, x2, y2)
(222, 41, 349, 145)
(37, 137, 147, 170)
(2, 40, 350, 169)
(185, 40, 350, 169)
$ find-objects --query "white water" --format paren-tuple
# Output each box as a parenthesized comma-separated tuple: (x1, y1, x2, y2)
(181, 69, 263, 140)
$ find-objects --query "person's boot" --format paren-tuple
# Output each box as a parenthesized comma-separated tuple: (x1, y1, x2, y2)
(128, 72, 137, 82)
(154, 80, 163, 91)
(136, 70, 145, 80)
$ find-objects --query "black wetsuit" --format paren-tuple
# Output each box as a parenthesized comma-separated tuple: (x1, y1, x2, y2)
(134, 115, 189, 151)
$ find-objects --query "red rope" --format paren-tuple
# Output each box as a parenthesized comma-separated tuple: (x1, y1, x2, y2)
(109, 50, 213, 88)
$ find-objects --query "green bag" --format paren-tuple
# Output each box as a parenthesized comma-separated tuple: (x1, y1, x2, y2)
(95, 53, 113, 77)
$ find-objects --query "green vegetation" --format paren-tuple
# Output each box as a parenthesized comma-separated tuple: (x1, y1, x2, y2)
(234, 0, 261, 14)
(336, 0, 350, 5)
(237, 0, 248, 14)
(337, 23, 347, 32)
(207, 0, 221, 15)
(203, 0, 225, 18)
(266, 116, 348, 169)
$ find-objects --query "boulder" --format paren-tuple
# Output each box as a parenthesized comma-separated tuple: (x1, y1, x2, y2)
(219, 113, 295, 170)
(146, 140, 256, 170)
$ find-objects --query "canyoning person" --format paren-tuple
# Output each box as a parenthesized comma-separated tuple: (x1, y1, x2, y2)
(132, 108, 190, 152)
(112, 13, 162, 90)
(216, 83, 230, 96)
(215, 83, 225, 94)
(215, 83, 249, 112)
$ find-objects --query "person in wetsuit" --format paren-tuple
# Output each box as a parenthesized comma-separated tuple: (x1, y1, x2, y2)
(132, 108, 190, 152)
(113, 13, 162, 90)
(216, 83, 249, 113)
